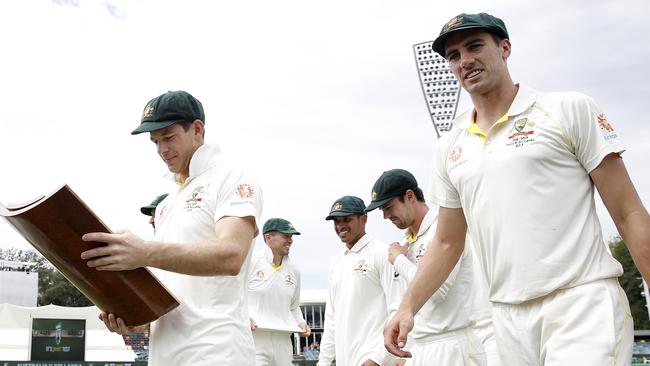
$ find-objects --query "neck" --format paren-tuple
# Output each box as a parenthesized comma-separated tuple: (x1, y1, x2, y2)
(471, 80, 518, 132)
(272, 253, 283, 266)
(409, 204, 429, 237)
(345, 231, 366, 250)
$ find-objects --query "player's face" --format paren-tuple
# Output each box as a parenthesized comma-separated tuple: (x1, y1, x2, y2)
(380, 196, 413, 230)
(266, 232, 294, 257)
(149, 208, 156, 229)
(150, 121, 203, 179)
(444, 29, 511, 96)
(333, 214, 367, 247)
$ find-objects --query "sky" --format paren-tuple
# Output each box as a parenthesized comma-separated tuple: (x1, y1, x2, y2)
(1, 0, 649, 289)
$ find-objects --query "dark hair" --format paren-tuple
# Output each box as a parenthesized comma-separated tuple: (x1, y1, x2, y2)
(397, 187, 425, 203)
(178, 121, 194, 132)
(490, 33, 505, 45)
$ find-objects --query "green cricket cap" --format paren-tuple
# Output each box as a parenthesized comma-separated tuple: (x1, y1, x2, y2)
(140, 193, 169, 216)
(263, 218, 301, 235)
(132, 90, 205, 135)
(432, 13, 509, 57)
(365, 169, 418, 212)
(325, 196, 366, 220)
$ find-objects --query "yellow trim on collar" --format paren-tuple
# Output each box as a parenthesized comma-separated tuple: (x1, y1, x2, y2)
(272, 263, 282, 272)
(468, 113, 509, 142)
(406, 233, 417, 244)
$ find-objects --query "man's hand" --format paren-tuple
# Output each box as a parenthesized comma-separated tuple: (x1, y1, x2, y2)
(388, 242, 408, 264)
(250, 318, 258, 331)
(360, 359, 379, 366)
(383, 310, 414, 358)
(299, 322, 311, 337)
(81, 230, 150, 271)
(99, 312, 149, 334)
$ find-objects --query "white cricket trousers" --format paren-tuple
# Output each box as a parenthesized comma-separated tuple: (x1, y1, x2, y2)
(472, 317, 502, 366)
(491, 278, 633, 365)
(405, 327, 487, 366)
(252, 329, 293, 366)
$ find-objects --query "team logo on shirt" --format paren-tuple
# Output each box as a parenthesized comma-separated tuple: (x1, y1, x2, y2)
(284, 274, 296, 286)
(236, 183, 255, 199)
(597, 114, 618, 141)
(506, 118, 536, 148)
(184, 186, 205, 211)
(353, 260, 369, 277)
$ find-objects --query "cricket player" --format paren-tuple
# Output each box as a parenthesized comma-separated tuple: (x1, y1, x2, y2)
(366, 169, 486, 365)
(318, 196, 403, 366)
(140, 193, 168, 230)
(248, 218, 311, 366)
(82, 90, 263, 365)
(385, 13, 650, 365)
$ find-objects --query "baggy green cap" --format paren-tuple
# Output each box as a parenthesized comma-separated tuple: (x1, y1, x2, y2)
(132, 90, 205, 135)
(325, 196, 366, 220)
(140, 193, 169, 216)
(365, 169, 418, 212)
(432, 13, 509, 57)
(263, 218, 301, 235)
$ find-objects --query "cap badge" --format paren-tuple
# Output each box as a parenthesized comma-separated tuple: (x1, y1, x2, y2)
(142, 104, 154, 118)
(443, 15, 464, 32)
(372, 191, 377, 201)
(332, 202, 343, 212)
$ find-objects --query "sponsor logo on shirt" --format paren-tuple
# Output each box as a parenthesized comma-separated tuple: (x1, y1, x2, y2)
(184, 186, 205, 211)
(506, 118, 536, 148)
(448, 145, 463, 163)
(353, 260, 369, 276)
(236, 183, 255, 199)
(415, 245, 426, 265)
(393, 271, 400, 280)
(597, 113, 618, 141)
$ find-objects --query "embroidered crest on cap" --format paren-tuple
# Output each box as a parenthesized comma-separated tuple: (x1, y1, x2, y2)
(142, 104, 154, 118)
(372, 192, 377, 201)
(442, 15, 464, 32)
(331, 202, 343, 212)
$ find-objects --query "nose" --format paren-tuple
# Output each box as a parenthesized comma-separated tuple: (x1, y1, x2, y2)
(383, 210, 390, 220)
(157, 140, 168, 156)
(460, 51, 475, 69)
(149, 216, 155, 227)
(287, 236, 293, 244)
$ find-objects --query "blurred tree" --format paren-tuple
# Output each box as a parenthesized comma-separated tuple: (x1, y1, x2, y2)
(610, 238, 650, 330)
(0, 248, 92, 307)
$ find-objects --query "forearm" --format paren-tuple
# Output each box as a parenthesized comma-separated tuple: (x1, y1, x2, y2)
(398, 239, 463, 315)
(144, 238, 250, 276)
(618, 210, 650, 281)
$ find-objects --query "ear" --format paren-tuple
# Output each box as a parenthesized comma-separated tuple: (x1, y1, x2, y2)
(501, 39, 512, 60)
(192, 119, 205, 138)
(360, 214, 368, 224)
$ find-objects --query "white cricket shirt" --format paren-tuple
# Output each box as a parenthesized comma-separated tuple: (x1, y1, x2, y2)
(149, 143, 263, 365)
(317, 235, 403, 366)
(393, 208, 473, 340)
(248, 248, 305, 333)
(430, 85, 624, 304)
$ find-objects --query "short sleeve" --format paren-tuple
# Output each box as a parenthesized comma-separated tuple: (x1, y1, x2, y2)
(564, 93, 625, 173)
(428, 136, 462, 208)
(213, 171, 263, 230)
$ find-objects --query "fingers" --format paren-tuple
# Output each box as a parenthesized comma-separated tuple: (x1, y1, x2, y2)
(384, 318, 412, 358)
(82, 232, 115, 244)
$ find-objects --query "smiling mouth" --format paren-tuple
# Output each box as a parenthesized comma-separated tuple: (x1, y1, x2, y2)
(338, 230, 348, 237)
(465, 69, 482, 80)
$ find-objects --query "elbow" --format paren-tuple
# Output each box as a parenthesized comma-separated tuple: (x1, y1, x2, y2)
(222, 253, 247, 276)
